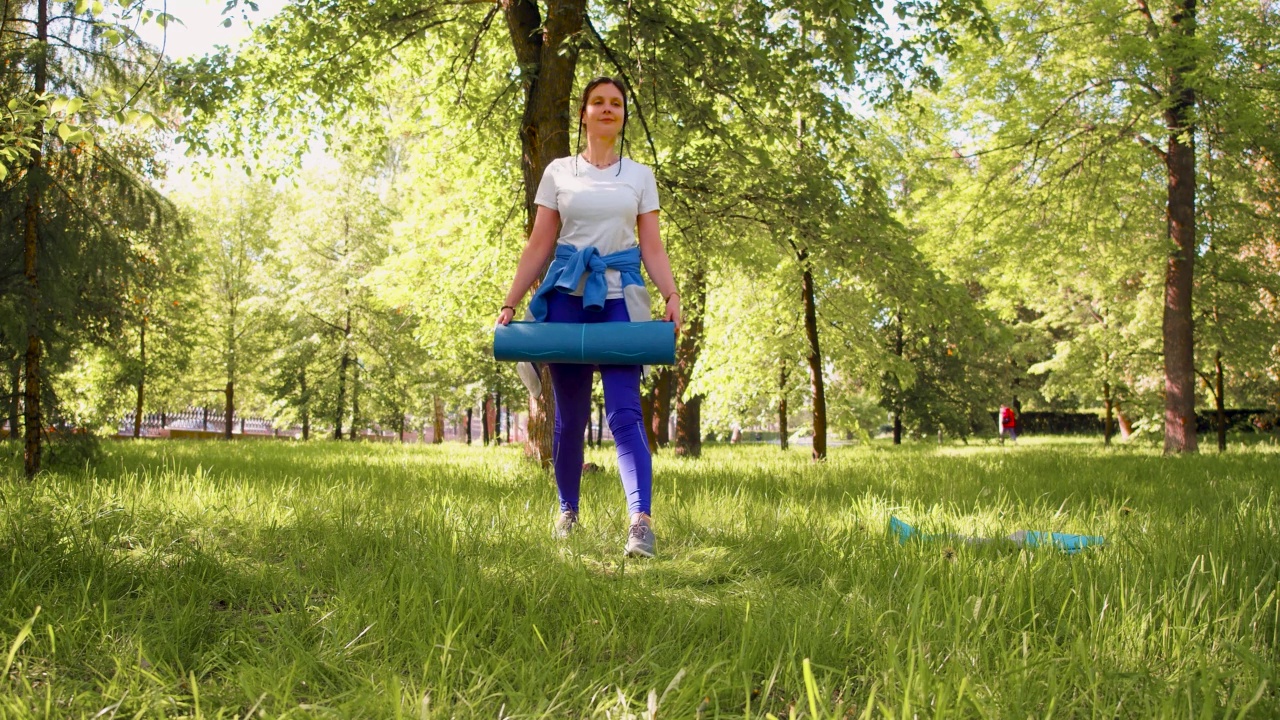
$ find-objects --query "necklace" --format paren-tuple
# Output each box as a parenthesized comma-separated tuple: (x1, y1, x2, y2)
(581, 153, 618, 169)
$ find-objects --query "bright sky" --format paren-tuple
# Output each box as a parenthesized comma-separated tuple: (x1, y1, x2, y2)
(133, 0, 291, 181)
(137, 0, 287, 60)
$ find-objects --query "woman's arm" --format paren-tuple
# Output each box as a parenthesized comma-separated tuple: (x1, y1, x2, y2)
(637, 210, 681, 333)
(497, 206, 560, 325)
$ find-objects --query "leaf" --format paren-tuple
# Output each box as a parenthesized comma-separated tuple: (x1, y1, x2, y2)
(58, 122, 73, 141)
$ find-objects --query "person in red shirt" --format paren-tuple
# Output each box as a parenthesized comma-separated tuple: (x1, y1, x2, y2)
(998, 404, 1018, 444)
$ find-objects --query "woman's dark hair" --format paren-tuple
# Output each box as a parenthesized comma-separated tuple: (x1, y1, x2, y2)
(574, 76, 628, 177)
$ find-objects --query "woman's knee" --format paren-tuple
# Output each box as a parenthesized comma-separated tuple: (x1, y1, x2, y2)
(606, 406, 643, 433)
(555, 405, 592, 433)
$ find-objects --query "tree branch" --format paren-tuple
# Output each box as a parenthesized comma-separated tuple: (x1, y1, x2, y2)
(1133, 133, 1167, 161)
(1134, 0, 1160, 39)
(452, 4, 498, 105)
(584, 16, 660, 171)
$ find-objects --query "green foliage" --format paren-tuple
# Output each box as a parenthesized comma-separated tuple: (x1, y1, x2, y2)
(692, 267, 807, 433)
(10, 0, 1278, 452)
(1, 0, 183, 454)
(893, 0, 1280, 427)
(0, 0, 174, 176)
(174, 167, 280, 415)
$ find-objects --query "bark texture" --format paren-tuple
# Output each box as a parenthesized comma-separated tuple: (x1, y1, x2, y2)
(1161, 0, 1199, 454)
(504, 0, 586, 467)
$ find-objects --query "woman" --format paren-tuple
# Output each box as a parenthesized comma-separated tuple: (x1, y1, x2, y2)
(496, 76, 680, 558)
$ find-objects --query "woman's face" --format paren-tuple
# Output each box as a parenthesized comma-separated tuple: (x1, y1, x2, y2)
(581, 83, 625, 139)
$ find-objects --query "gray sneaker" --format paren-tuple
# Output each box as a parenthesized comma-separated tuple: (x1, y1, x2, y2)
(554, 509, 578, 538)
(624, 519, 655, 558)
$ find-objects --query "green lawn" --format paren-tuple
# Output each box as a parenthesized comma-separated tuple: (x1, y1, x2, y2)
(2, 438, 1277, 718)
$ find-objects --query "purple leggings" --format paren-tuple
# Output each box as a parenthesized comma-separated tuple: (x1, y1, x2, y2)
(546, 290, 652, 515)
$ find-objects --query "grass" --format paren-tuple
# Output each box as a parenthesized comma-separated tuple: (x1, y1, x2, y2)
(1, 437, 1277, 718)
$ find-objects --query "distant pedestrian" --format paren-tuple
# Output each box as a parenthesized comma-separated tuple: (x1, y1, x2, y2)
(998, 404, 1018, 444)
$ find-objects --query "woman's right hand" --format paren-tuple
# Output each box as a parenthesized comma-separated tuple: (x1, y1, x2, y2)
(497, 306, 516, 326)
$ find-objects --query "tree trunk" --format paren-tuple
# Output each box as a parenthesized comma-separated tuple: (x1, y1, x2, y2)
(1103, 380, 1114, 447)
(399, 413, 406, 443)
(494, 390, 502, 445)
(778, 358, 789, 451)
(133, 317, 146, 439)
(1214, 350, 1226, 453)
(654, 367, 673, 447)
(675, 394, 702, 457)
(506, 406, 512, 444)
(674, 268, 707, 457)
(22, 0, 49, 478)
(482, 394, 491, 446)
(797, 250, 827, 461)
(433, 395, 445, 444)
(505, 0, 584, 466)
(300, 368, 310, 440)
(586, 401, 595, 448)
(1116, 406, 1133, 441)
(641, 393, 658, 453)
(223, 381, 234, 440)
(335, 328, 349, 440)
(1161, 0, 1198, 454)
(596, 402, 604, 447)
(7, 359, 19, 439)
(349, 358, 360, 440)
(526, 370, 554, 465)
(892, 314, 904, 446)
(649, 382, 662, 451)
(465, 407, 473, 445)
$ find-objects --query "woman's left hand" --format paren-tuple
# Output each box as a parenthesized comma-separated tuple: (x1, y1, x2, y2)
(665, 295, 682, 336)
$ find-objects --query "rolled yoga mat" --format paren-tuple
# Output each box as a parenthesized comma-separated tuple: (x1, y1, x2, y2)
(493, 321, 676, 365)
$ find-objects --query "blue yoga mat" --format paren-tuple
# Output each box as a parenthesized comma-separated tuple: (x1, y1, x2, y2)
(493, 321, 676, 365)
(889, 516, 1104, 555)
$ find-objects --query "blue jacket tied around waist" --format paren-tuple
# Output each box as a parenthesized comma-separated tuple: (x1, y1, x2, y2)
(527, 244, 645, 321)
(515, 244, 653, 397)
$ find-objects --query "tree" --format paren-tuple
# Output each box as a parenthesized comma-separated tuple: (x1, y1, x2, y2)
(113, 227, 201, 438)
(181, 169, 278, 438)
(1194, 146, 1280, 450)
(906, 0, 1280, 453)
(3, 0, 176, 473)
(265, 162, 395, 440)
(175, 0, 990, 464)
(691, 267, 807, 446)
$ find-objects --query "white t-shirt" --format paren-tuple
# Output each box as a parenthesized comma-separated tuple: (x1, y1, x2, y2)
(534, 156, 660, 299)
